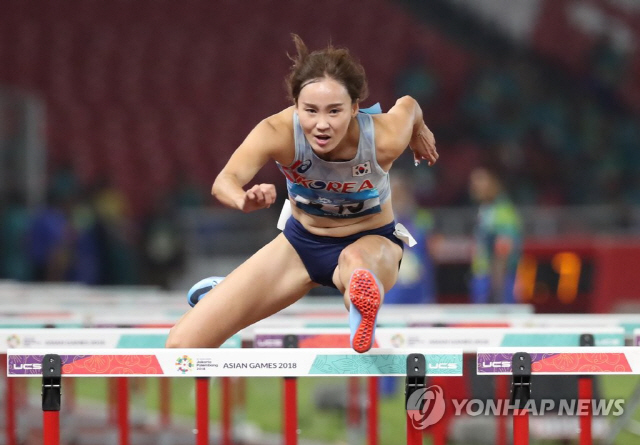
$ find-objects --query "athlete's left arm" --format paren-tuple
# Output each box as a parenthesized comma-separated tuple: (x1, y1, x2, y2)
(374, 96, 438, 169)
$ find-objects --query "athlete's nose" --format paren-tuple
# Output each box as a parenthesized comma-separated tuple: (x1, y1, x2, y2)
(316, 116, 330, 131)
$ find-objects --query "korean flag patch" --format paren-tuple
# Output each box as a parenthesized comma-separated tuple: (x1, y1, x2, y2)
(352, 161, 371, 177)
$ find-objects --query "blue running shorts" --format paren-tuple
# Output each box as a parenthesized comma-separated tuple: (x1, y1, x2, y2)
(282, 217, 403, 288)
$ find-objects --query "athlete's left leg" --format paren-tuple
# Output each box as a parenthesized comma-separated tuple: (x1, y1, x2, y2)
(332, 235, 403, 353)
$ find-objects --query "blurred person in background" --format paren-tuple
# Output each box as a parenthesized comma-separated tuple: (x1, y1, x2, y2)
(0, 189, 32, 280)
(27, 169, 102, 284)
(469, 166, 522, 304)
(140, 195, 185, 289)
(167, 35, 438, 353)
(92, 180, 140, 285)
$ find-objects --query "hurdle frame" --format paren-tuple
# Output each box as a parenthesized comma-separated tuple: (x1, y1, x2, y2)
(8, 347, 463, 445)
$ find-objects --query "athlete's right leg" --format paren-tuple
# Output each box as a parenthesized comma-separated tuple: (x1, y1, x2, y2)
(166, 233, 317, 348)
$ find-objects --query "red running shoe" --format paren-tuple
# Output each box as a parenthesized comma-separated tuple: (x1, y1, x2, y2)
(349, 269, 382, 353)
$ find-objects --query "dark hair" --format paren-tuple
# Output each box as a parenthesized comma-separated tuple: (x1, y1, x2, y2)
(286, 34, 368, 104)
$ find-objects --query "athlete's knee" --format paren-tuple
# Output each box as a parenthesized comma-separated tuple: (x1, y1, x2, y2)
(339, 244, 374, 269)
(166, 324, 203, 348)
(165, 326, 184, 348)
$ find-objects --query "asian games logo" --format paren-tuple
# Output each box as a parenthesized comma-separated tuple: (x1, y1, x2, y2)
(391, 333, 405, 348)
(175, 355, 194, 374)
(6, 334, 20, 348)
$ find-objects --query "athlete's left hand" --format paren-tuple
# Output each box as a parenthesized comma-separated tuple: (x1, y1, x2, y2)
(409, 122, 438, 166)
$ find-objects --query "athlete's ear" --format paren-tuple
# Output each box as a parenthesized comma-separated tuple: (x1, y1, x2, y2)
(352, 100, 359, 117)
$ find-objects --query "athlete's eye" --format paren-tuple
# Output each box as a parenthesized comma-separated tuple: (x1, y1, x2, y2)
(330, 109, 341, 115)
(306, 109, 317, 114)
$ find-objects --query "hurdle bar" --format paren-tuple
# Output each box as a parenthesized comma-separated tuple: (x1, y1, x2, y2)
(278, 302, 534, 317)
(7, 348, 462, 445)
(7, 348, 463, 378)
(478, 347, 640, 445)
(477, 347, 640, 375)
(254, 327, 625, 352)
(405, 313, 640, 341)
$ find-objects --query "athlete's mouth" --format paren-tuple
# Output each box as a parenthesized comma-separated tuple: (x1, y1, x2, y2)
(315, 135, 331, 146)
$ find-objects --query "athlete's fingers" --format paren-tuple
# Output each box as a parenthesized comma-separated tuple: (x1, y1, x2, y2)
(253, 187, 266, 203)
(426, 147, 438, 166)
(254, 184, 274, 208)
(262, 184, 276, 206)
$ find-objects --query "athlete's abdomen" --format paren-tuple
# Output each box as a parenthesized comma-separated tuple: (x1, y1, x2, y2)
(290, 200, 395, 237)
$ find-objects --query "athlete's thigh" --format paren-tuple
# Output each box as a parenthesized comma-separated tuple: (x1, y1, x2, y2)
(169, 233, 316, 347)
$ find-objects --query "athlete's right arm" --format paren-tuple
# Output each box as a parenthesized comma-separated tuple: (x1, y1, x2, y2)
(212, 110, 293, 213)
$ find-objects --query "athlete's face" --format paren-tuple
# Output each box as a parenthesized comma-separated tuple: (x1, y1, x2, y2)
(296, 77, 358, 155)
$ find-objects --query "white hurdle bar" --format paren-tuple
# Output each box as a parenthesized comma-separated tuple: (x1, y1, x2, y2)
(254, 327, 625, 351)
(477, 347, 640, 445)
(8, 347, 462, 445)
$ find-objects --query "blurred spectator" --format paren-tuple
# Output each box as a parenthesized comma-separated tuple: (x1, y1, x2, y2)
(26, 169, 102, 284)
(69, 191, 101, 284)
(93, 181, 140, 285)
(27, 190, 75, 282)
(469, 166, 522, 304)
(172, 173, 207, 209)
(140, 195, 185, 289)
(0, 190, 32, 280)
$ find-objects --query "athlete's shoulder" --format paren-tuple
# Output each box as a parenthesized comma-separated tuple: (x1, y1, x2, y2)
(263, 106, 295, 135)
(246, 107, 295, 156)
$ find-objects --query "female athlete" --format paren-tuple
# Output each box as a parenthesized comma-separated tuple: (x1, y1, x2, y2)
(166, 35, 437, 353)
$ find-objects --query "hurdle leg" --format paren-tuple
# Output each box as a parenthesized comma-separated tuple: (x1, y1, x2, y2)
(579, 377, 593, 445)
(513, 409, 529, 445)
(2, 354, 17, 445)
(42, 354, 62, 445)
(66, 377, 76, 413)
(510, 352, 531, 445)
(406, 415, 423, 445)
(221, 377, 233, 445)
(579, 333, 594, 445)
(428, 377, 448, 445)
(236, 376, 247, 421)
(283, 334, 299, 445)
(6, 374, 17, 445)
(367, 376, 379, 445)
(496, 375, 509, 445)
(159, 378, 171, 427)
(109, 378, 118, 423)
(196, 377, 210, 445)
(405, 354, 427, 445)
(283, 377, 298, 445)
(117, 377, 130, 445)
(347, 376, 361, 444)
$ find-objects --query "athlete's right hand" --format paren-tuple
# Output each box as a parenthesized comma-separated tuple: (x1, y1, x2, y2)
(237, 183, 277, 212)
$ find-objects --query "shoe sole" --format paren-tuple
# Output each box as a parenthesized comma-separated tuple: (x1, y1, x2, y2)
(349, 270, 381, 353)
